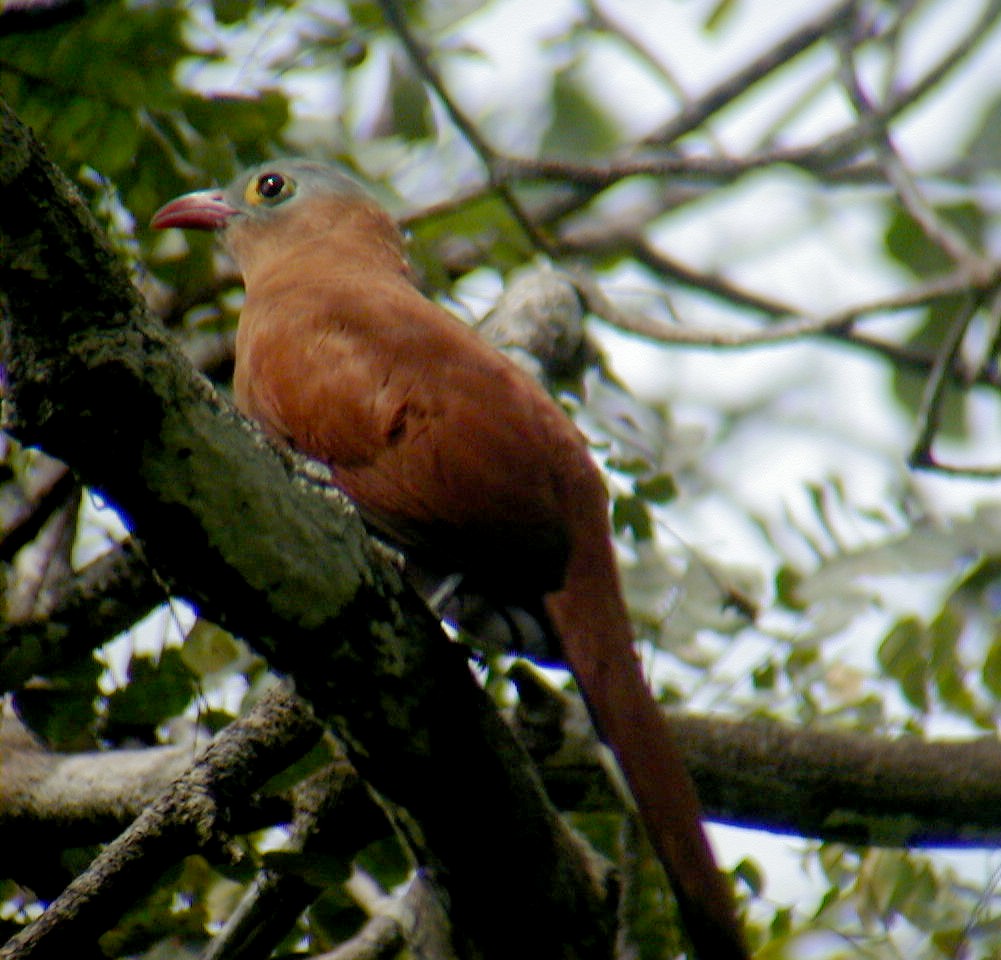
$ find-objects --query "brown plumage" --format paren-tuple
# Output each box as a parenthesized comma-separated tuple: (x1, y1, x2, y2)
(153, 160, 749, 960)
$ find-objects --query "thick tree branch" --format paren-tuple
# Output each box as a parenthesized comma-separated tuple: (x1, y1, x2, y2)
(509, 664, 1001, 848)
(9, 669, 1001, 858)
(0, 102, 614, 960)
(0, 700, 297, 851)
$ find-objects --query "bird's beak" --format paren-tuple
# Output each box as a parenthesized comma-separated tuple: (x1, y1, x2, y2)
(151, 189, 240, 231)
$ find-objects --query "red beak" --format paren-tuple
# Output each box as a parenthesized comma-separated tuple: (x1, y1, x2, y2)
(151, 189, 239, 230)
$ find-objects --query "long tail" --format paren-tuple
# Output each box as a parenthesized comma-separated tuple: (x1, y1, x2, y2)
(544, 526, 749, 960)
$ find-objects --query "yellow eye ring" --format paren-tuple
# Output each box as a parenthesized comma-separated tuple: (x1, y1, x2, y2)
(245, 172, 296, 206)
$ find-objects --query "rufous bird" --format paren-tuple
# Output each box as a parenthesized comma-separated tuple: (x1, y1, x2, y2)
(152, 160, 748, 960)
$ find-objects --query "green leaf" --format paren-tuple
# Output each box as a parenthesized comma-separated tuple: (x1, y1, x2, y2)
(257, 738, 337, 796)
(752, 659, 777, 690)
(929, 604, 979, 720)
(785, 643, 818, 677)
(212, 0, 255, 24)
(389, 55, 434, 141)
(90, 106, 143, 175)
(101, 856, 215, 956)
(877, 617, 929, 712)
(541, 61, 620, 160)
(181, 91, 290, 160)
(14, 654, 103, 750)
(612, 493, 653, 541)
(262, 850, 352, 888)
(885, 203, 984, 279)
(181, 620, 244, 677)
(930, 928, 970, 956)
(983, 629, 1001, 699)
(768, 905, 793, 939)
(734, 857, 764, 896)
(705, 0, 739, 32)
(308, 887, 368, 950)
(355, 834, 411, 892)
(105, 649, 197, 733)
(606, 456, 653, 476)
(634, 472, 677, 504)
(406, 193, 534, 284)
(775, 565, 805, 611)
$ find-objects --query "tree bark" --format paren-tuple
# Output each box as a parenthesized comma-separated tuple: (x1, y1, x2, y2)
(0, 99, 615, 960)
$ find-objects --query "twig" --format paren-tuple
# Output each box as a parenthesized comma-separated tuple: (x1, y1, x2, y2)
(908, 292, 1001, 477)
(835, 8, 987, 275)
(908, 298, 979, 466)
(376, 0, 557, 257)
(574, 259, 1001, 390)
(829, 5, 1001, 475)
(788, 0, 1001, 174)
(3, 487, 79, 622)
(493, 150, 885, 191)
(200, 761, 388, 960)
(642, 1, 857, 146)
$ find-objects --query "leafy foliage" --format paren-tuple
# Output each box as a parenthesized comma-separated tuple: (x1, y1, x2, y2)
(4, 0, 1001, 957)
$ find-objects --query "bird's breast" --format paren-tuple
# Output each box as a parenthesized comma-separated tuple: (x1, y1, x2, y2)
(231, 273, 600, 601)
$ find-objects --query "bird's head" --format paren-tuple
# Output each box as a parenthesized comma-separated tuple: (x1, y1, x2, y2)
(151, 159, 373, 232)
(152, 159, 401, 275)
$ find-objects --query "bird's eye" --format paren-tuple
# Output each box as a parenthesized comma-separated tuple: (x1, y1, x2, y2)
(258, 173, 284, 197)
(245, 171, 296, 206)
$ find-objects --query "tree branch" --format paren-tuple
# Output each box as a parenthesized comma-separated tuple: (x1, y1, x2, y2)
(0, 684, 321, 960)
(0, 539, 167, 688)
(509, 663, 1001, 849)
(0, 101, 614, 960)
(200, 758, 389, 960)
(377, 0, 558, 257)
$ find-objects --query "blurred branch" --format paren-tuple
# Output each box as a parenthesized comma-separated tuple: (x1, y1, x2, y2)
(836, 9, 987, 274)
(571, 246, 1001, 384)
(393, 0, 1001, 387)
(376, 0, 558, 257)
(826, 6, 1001, 476)
(0, 540, 167, 689)
(643, 1, 858, 146)
(584, 0, 691, 103)
(314, 869, 457, 960)
(0, 454, 73, 564)
(493, 151, 886, 191)
(4, 487, 79, 622)
(909, 293, 1001, 477)
(315, 875, 406, 960)
(909, 298, 976, 457)
(755, 0, 1001, 173)
(201, 759, 389, 960)
(0, 702, 291, 849)
(0, 684, 321, 960)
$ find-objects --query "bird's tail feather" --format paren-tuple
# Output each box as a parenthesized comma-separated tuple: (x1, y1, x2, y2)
(544, 533, 749, 960)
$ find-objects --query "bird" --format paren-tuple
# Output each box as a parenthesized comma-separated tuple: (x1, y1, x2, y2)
(152, 159, 749, 960)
